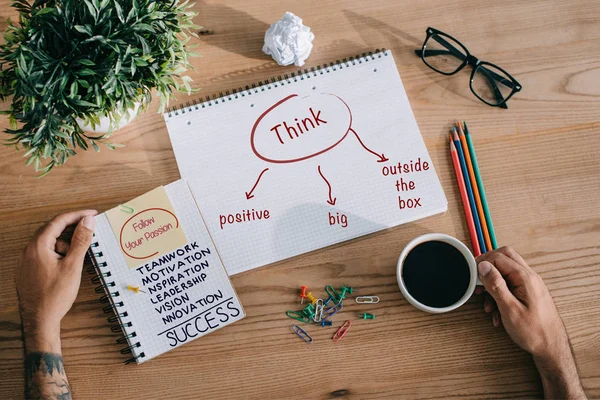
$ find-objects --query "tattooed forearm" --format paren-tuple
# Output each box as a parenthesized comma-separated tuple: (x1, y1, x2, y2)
(25, 352, 72, 400)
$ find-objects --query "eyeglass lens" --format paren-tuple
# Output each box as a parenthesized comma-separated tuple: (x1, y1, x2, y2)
(471, 64, 515, 105)
(422, 34, 466, 74)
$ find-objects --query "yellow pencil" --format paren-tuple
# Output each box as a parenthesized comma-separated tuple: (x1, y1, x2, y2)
(457, 122, 492, 252)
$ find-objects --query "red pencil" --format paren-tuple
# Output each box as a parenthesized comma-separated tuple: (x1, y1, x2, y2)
(450, 134, 481, 256)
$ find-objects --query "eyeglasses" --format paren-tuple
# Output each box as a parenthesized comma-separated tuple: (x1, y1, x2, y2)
(415, 27, 522, 109)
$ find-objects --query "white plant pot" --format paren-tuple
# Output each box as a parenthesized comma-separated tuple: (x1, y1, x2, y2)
(76, 102, 141, 134)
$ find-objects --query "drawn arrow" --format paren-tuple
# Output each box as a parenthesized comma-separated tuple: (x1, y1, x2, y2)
(317, 165, 337, 206)
(245, 168, 269, 200)
(349, 128, 389, 162)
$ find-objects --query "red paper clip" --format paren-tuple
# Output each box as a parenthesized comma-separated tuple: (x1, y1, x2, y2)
(332, 320, 352, 342)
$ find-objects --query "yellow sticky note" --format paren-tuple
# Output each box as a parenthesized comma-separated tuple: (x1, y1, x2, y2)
(106, 186, 187, 269)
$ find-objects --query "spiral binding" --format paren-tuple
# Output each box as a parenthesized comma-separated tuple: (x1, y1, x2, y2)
(166, 48, 389, 118)
(87, 232, 146, 364)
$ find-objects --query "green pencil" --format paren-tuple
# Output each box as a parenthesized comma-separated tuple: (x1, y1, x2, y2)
(463, 122, 498, 249)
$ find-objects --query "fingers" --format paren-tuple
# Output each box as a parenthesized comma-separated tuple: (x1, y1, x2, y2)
(63, 216, 96, 267)
(478, 261, 521, 314)
(477, 251, 529, 285)
(55, 239, 70, 256)
(495, 246, 529, 270)
(40, 210, 98, 241)
(491, 310, 502, 328)
(483, 293, 497, 314)
(483, 292, 502, 328)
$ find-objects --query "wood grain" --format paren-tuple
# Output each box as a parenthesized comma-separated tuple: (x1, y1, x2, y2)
(1, 0, 599, 398)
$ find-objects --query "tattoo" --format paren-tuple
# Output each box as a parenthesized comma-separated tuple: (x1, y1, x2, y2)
(25, 352, 72, 400)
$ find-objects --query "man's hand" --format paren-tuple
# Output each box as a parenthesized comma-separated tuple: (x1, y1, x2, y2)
(477, 247, 586, 399)
(16, 210, 97, 400)
(16, 209, 97, 351)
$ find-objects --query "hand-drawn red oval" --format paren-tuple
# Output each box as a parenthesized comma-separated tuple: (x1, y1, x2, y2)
(250, 93, 353, 163)
(119, 208, 180, 260)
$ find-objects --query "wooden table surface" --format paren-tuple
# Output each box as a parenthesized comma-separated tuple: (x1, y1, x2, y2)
(1, 0, 599, 398)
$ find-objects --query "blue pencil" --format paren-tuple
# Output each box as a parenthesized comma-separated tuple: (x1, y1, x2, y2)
(452, 128, 486, 255)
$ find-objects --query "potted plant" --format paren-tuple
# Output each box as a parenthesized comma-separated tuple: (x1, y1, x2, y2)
(0, 0, 199, 175)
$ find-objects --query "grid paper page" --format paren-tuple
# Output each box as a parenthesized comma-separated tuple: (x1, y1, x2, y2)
(165, 50, 447, 275)
(92, 179, 244, 364)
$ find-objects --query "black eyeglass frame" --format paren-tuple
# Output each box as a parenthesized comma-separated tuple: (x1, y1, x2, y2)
(415, 27, 522, 109)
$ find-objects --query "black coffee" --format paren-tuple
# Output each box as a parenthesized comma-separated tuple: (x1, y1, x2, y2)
(402, 240, 471, 308)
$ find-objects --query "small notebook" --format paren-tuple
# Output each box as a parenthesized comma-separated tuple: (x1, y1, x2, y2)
(164, 49, 447, 275)
(88, 179, 245, 364)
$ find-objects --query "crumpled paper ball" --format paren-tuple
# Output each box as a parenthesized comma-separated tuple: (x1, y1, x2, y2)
(262, 12, 315, 67)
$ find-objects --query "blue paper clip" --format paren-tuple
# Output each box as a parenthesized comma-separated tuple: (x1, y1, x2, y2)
(323, 302, 343, 319)
(291, 325, 313, 344)
(313, 299, 324, 322)
(286, 310, 310, 323)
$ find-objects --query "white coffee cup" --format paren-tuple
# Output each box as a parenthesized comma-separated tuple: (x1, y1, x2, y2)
(396, 233, 481, 314)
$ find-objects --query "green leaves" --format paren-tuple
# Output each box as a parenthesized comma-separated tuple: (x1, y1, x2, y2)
(0, 0, 199, 175)
(74, 25, 93, 36)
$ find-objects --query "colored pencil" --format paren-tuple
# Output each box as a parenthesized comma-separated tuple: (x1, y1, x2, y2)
(452, 128, 485, 256)
(449, 135, 481, 256)
(463, 122, 498, 249)
(457, 122, 491, 253)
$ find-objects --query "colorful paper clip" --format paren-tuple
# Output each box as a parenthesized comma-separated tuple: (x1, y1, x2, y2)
(325, 285, 340, 302)
(355, 296, 380, 304)
(332, 320, 352, 342)
(286, 310, 310, 323)
(291, 325, 313, 344)
(313, 299, 324, 322)
(323, 301, 343, 319)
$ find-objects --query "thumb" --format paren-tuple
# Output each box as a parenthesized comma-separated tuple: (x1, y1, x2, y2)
(478, 261, 519, 313)
(65, 216, 96, 266)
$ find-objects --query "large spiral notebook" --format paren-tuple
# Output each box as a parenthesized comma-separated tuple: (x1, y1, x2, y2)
(164, 49, 447, 275)
(88, 179, 244, 364)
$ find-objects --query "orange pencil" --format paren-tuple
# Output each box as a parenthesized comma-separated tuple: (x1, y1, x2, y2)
(457, 122, 492, 252)
(450, 134, 481, 256)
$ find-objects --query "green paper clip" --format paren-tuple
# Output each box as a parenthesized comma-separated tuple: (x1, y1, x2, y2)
(286, 310, 310, 323)
(119, 204, 134, 213)
(325, 285, 340, 302)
